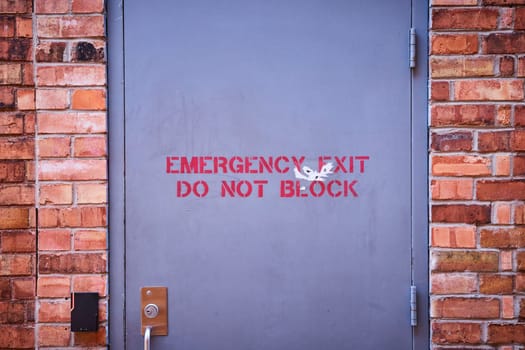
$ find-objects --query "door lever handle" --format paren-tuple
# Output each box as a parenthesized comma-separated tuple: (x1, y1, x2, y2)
(144, 326, 152, 350)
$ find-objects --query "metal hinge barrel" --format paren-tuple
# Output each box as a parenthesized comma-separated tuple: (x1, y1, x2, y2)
(410, 285, 417, 326)
(409, 28, 416, 69)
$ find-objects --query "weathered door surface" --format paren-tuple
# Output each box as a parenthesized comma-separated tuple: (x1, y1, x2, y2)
(115, 0, 425, 348)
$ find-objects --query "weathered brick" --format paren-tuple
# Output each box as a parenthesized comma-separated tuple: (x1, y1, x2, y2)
(433, 204, 491, 224)
(478, 131, 511, 152)
(38, 300, 70, 322)
(36, 276, 70, 298)
(512, 130, 525, 150)
(73, 326, 106, 346)
(480, 227, 525, 248)
(0, 113, 24, 135)
(74, 230, 106, 250)
(39, 253, 106, 274)
(432, 9, 498, 31)
(484, 33, 525, 54)
(12, 278, 34, 300)
(0, 254, 33, 276)
(39, 183, 72, 205)
(0, 326, 34, 348)
(37, 16, 104, 38)
(431, 179, 473, 200)
(431, 132, 472, 152)
(35, 0, 69, 13)
(16, 88, 34, 110)
(0, 86, 15, 109)
(35, 41, 66, 62)
(0, 161, 25, 183)
(432, 58, 495, 79)
(431, 81, 449, 101)
(431, 155, 491, 177)
(71, 41, 105, 62)
(0, 0, 31, 14)
(38, 325, 70, 347)
(72, 0, 105, 13)
(38, 229, 71, 251)
(80, 206, 107, 227)
(455, 80, 524, 101)
(431, 226, 476, 248)
(0, 16, 16, 37)
(0, 137, 33, 159)
(38, 159, 107, 181)
(35, 89, 69, 110)
(0, 63, 21, 84)
(431, 297, 500, 318)
(487, 324, 525, 344)
(0, 39, 31, 61)
(76, 183, 106, 204)
(480, 274, 514, 294)
(500, 56, 515, 77)
(38, 112, 106, 134)
(431, 34, 478, 55)
(432, 322, 482, 344)
(431, 251, 499, 272)
(431, 104, 495, 126)
(73, 274, 106, 296)
(0, 184, 34, 205)
(0, 231, 35, 252)
(477, 181, 525, 201)
(74, 136, 106, 157)
(38, 136, 70, 158)
(431, 273, 478, 294)
(37, 65, 106, 86)
(0, 208, 29, 229)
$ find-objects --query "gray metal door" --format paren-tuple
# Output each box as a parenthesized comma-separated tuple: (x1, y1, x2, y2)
(110, 1, 428, 349)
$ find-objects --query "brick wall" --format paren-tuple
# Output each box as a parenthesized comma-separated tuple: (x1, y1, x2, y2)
(1, 0, 108, 348)
(430, 0, 525, 348)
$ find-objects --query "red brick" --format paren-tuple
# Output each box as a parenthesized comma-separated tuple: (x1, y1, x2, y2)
(518, 251, 525, 271)
(0, 39, 32, 61)
(35, 0, 69, 13)
(487, 324, 525, 344)
(494, 202, 511, 224)
(0, 113, 24, 135)
(35, 41, 66, 62)
(58, 207, 81, 227)
(477, 181, 525, 201)
(0, 161, 25, 183)
(502, 251, 513, 271)
(515, 105, 525, 126)
(0, 16, 16, 37)
(432, 322, 482, 344)
(74, 136, 106, 157)
(500, 56, 515, 77)
(39, 253, 107, 274)
(38, 229, 71, 251)
(35, 89, 69, 110)
(494, 155, 511, 176)
(0, 184, 34, 205)
(38, 300, 70, 322)
(478, 131, 511, 152)
(431, 179, 473, 200)
(431, 273, 477, 294)
(36, 208, 58, 228)
(37, 65, 106, 86)
(516, 273, 525, 291)
(72, 0, 105, 13)
(0, 208, 29, 229)
(431, 34, 478, 55)
(73, 274, 106, 296)
(431, 297, 500, 318)
(38, 136, 71, 158)
(502, 296, 514, 318)
(36, 276, 70, 298)
(431, 81, 449, 101)
(0, 254, 33, 276)
(39, 183, 73, 205)
(431, 155, 491, 176)
(80, 206, 107, 227)
(38, 325, 70, 347)
(21, 63, 33, 86)
(1, 231, 35, 252)
(512, 130, 525, 150)
(38, 159, 107, 181)
(0, 86, 15, 109)
(484, 33, 525, 54)
(413, 56, 483, 78)
(12, 278, 34, 299)
(455, 80, 524, 101)
(500, 8, 514, 29)
(37, 16, 104, 38)
(16, 88, 34, 110)
(431, 104, 495, 126)
(0, 137, 33, 159)
(76, 183, 106, 204)
(517, 8, 525, 30)
(0, 0, 31, 14)
(481, 227, 525, 248)
(431, 132, 472, 152)
(480, 274, 514, 294)
(74, 230, 106, 250)
(71, 89, 106, 110)
(432, 9, 498, 30)
(38, 112, 106, 134)
(431, 251, 498, 272)
(431, 226, 476, 248)
(0, 326, 34, 348)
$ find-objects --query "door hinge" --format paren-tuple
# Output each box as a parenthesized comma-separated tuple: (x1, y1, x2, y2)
(409, 28, 416, 69)
(410, 285, 417, 327)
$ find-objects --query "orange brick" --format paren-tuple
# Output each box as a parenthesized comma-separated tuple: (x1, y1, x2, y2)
(431, 57, 494, 78)
(431, 179, 473, 200)
(38, 300, 70, 322)
(73, 274, 106, 296)
(431, 297, 500, 318)
(40, 183, 73, 205)
(37, 276, 70, 297)
(494, 203, 512, 224)
(16, 17, 32, 37)
(37, 15, 104, 38)
(38, 112, 106, 134)
(16, 88, 34, 110)
(432, 155, 492, 176)
(76, 183, 106, 204)
(38, 229, 71, 251)
(35, 89, 69, 110)
(0, 184, 34, 205)
(74, 136, 106, 157)
(72, 0, 104, 13)
(431, 34, 478, 55)
(38, 159, 107, 181)
(431, 273, 478, 294)
(455, 80, 524, 101)
(74, 230, 106, 250)
(38, 136, 70, 158)
(71, 89, 106, 110)
(431, 226, 476, 248)
(37, 208, 58, 228)
(38, 325, 70, 347)
(0, 208, 29, 229)
(37, 65, 106, 86)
